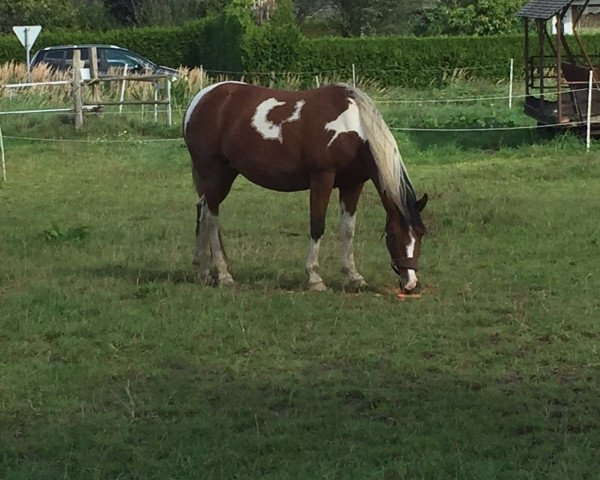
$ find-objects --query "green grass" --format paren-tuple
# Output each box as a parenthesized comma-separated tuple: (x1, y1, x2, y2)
(1, 94, 600, 479)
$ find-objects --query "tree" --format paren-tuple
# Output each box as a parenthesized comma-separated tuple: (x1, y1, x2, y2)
(0, 0, 80, 33)
(424, 0, 528, 36)
(317, 0, 424, 36)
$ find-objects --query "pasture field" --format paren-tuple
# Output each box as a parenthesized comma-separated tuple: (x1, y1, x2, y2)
(1, 94, 600, 480)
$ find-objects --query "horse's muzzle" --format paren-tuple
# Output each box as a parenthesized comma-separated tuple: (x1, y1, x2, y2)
(391, 258, 419, 293)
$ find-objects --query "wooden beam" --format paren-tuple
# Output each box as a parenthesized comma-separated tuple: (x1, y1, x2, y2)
(525, 18, 530, 95)
(84, 100, 170, 106)
(538, 19, 545, 99)
(86, 74, 173, 84)
(557, 14, 563, 123)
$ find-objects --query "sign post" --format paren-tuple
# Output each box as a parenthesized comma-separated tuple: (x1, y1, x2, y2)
(12, 25, 42, 72)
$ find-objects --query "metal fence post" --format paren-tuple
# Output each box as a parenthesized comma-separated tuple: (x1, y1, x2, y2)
(587, 69, 593, 151)
(0, 126, 6, 182)
(509, 58, 514, 109)
(166, 77, 172, 127)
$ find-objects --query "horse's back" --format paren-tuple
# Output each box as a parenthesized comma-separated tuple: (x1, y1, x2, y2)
(185, 82, 371, 192)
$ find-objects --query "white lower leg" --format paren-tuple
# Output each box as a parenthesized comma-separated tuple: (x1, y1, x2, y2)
(206, 210, 233, 285)
(404, 228, 418, 291)
(194, 198, 211, 284)
(340, 202, 366, 286)
(306, 238, 325, 290)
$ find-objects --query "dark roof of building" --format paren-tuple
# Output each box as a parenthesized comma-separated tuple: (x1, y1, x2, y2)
(516, 0, 573, 19)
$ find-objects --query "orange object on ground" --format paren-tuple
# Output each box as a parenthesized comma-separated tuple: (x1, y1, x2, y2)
(395, 290, 421, 301)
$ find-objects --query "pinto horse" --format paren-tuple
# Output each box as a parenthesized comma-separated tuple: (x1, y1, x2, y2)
(183, 81, 427, 292)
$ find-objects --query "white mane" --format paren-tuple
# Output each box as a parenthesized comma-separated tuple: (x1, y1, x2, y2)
(347, 85, 416, 218)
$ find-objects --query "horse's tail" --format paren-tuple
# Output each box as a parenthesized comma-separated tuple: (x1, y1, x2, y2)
(349, 85, 415, 217)
(192, 164, 203, 237)
(191, 162, 203, 197)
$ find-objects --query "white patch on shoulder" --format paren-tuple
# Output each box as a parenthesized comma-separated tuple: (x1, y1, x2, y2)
(288, 100, 305, 122)
(325, 99, 366, 148)
(184, 81, 246, 134)
(252, 98, 305, 143)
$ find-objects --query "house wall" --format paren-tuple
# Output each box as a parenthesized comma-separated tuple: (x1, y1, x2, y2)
(553, 2, 600, 34)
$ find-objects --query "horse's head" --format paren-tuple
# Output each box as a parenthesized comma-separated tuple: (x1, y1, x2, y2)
(385, 193, 428, 293)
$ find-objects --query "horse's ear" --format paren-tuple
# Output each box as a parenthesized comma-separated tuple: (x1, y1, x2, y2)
(416, 193, 428, 212)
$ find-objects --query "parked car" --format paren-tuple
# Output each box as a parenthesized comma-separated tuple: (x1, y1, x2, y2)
(31, 44, 180, 79)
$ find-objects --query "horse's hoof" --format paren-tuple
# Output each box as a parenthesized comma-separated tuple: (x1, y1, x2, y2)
(218, 274, 235, 287)
(308, 281, 327, 292)
(345, 277, 368, 292)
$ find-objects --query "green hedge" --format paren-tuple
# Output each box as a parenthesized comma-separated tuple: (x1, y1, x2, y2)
(4, 20, 600, 88)
(298, 35, 523, 87)
(246, 32, 600, 87)
(0, 21, 228, 71)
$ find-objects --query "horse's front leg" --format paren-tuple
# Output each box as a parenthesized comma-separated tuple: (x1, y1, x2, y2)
(306, 173, 335, 291)
(339, 183, 367, 290)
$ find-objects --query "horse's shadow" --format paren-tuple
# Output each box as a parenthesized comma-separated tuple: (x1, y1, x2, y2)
(73, 264, 379, 294)
(77, 264, 196, 285)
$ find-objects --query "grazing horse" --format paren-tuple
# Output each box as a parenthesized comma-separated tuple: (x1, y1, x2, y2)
(183, 82, 428, 292)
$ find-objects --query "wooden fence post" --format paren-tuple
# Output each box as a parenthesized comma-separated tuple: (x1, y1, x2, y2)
(89, 47, 101, 105)
(119, 64, 129, 114)
(72, 50, 84, 129)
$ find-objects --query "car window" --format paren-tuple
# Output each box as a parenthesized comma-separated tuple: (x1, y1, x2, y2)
(63, 49, 89, 60)
(101, 49, 145, 69)
(64, 48, 90, 68)
(42, 49, 66, 67)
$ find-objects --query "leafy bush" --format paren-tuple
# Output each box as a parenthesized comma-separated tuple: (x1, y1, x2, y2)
(242, 0, 303, 78)
(424, 0, 528, 36)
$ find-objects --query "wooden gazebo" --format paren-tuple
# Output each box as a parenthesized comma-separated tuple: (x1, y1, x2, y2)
(517, 0, 600, 129)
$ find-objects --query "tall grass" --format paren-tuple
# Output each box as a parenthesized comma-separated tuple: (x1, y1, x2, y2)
(1, 61, 520, 112)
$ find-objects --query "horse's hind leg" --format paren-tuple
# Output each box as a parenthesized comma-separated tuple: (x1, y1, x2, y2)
(205, 208, 234, 286)
(192, 164, 212, 284)
(306, 173, 335, 292)
(194, 195, 212, 285)
(202, 166, 237, 286)
(339, 183, 367, 290)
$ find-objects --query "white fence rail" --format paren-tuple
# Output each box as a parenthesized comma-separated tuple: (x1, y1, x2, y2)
(1, 80, 69, 89)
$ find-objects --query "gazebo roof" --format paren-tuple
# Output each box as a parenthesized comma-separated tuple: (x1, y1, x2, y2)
(516, 0, 573, 20)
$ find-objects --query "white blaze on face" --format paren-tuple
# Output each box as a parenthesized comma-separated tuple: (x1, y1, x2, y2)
(252, 98, 306, 143)
(404, 228, 418, 291)
(184, 81, 246, 134)
(325, 99, 366, 148)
